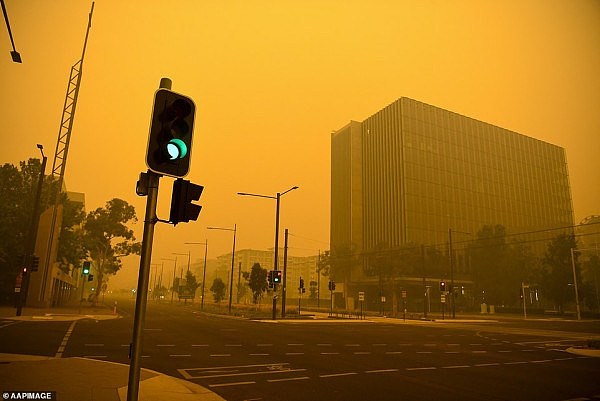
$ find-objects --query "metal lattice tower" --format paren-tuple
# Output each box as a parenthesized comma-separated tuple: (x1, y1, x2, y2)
(39, 3, 95, 302)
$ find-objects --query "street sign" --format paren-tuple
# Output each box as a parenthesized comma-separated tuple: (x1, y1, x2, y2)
(358, 291, 365, 301)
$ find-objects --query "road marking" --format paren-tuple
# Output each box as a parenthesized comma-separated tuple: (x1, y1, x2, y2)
(320, 372, 358, 378)
(225, 344, 243, 347)
(156, 344, 176, 347)
(170, 354, 191, 357)
(530, 360, 551, 363)
(444, 351, 460, 354)
(442, 365, 470, 369)
(250, 353, 269, 356)
(365, 369, 398, 374)
(141, 356, 150, 358)
(267, 376, 310, 383)
(287, 343, 304, 346)
(55, 320, 77, 358)
(192, 344, 209, 347)
(121, 344, 129, 347)
(397, 343, 413, 346)
(522, 350, 535, 352)
(406, 367, 436, 371)
(83, 355, 107, 359)
(321, 352, 340, 355)
(385, 351, 403, 355)
(498, 350, 512, 353)
(209, 381, 255, 388)
(504, 361, 528, 365)
(475, 363, 500, 367)
(317, 344, 332, 346)
(554, 357, 574, 361)
(372, 344, 387, 346)
(210, 354, 232, 357)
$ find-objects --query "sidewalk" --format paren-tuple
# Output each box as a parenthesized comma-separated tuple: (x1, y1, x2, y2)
(0, 305, 225, 401)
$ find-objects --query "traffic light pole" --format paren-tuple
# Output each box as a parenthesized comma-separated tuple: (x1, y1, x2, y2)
(127, 170, 160, 401)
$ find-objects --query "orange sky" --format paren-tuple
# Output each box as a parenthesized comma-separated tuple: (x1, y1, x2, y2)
(1, 0, 599, 290)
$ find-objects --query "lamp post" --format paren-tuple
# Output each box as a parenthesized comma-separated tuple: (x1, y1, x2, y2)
(237, 186, 298, 318)
(207, 225, 237, 313)
(16, 144, 47, 316)
(161, 257, 176, 303)
(173, 252, 191, 303)
(568, 247, 598, 321)
(448, 228, 471, 319)
(185, 241, 208, 309)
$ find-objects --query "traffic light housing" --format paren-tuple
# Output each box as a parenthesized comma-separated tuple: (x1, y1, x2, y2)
(169, 178, 203, 225)
(273, 270, 282, 285)
(82, 261, 91, 275)
(267, 270, 274, 289)
(299, 277, 305, 290)
(440, 280, 446, 292)
(328, 280, 336, 291)
(88, 274, 94, 282)
(30, 255, 40, 272)
(146, 89, 196, 177)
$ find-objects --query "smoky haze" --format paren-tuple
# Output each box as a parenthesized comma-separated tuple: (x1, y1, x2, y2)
(1, 0, 598, 290)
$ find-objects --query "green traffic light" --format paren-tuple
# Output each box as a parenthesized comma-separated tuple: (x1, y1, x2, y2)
(166, 138, 188, 160)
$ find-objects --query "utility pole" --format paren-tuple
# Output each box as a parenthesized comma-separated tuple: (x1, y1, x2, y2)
(281, 228, 289, 318)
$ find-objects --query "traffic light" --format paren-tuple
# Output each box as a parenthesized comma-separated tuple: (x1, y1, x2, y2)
(146, 89, 196, 177)
(440, 281, 446, 292)
(82, 261, 91, 275)
(169, 178, 203, 225)
(88, 274, 94, 282)
(328, 280, 336, 291)
(299, 277, 305, 290)
(30, 255, 40, 272)
(273, 270, 282, 285)
(267, 271, 274, 289)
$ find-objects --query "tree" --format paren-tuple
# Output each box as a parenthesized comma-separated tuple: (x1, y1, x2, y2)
(469, 225, 509, 305)
(247, 263, 267, 304)
(0, 159, 65, 303)
(210, 277, 226, 303)
(82, 198, 141, 303)
(56, 199, 86, 273)
(185, 270, 200, 299)
(541, 233, 579, 313)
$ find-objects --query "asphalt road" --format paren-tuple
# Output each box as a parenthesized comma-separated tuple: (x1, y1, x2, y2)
(1, 300, 599, 401)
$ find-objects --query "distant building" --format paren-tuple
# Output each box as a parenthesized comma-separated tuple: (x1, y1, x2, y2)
(331, 97, 574, 312)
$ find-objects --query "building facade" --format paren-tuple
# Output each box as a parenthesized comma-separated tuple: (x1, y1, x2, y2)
(331, 97, 574, 312)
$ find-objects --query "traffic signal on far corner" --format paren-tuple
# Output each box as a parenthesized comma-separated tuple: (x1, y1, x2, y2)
(30, 255, 40, 272)
(299, 277, 305, 290)
(88, 274, 94, 282)
(440, 280, 446, 292)
(273, 270, 282, 285)
(169, 178, 203, 225)
(82, 261, 91, 275)
(267, 270, 274, 288)
(146, 89, 196, 178)
(328, 280, 336, 291)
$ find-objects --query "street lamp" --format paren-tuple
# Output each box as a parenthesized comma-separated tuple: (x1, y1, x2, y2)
(448, 228, 471, 319)
(161, 257, 176, 303)
(569, 247, 597, 321)
(185, 241, 208, 309)
(237, 186, 299, 318)
(207, 225, 237, 313)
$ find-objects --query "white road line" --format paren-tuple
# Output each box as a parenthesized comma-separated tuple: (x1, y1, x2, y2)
(192, 344, 209, 347)
(554, 357, 574, 361)
(170, 354, 191, 357)
(372, 344, 387, 346)
(83, 355, 107, 358)
(210, 354, 232, 357)
(267, 376, 310, 383)
(250, 353, 269, 356)
(365, 369, 398, 373)
(406, 367, 436, 371)
(209, 381, 255, 388)
(504, 361, 528, 365)
(320, 372, 358, 378)
(121, 344, 129, 347)
(475, 363, 500, 367)
(225, 344, 243, 347)
(444, 351, 460, 354)
(141, 356, 150, 358)
(442, 365, 470, 369)
(498, 350, 512, 353)
(55, 320, 77, 358)
(530, 360, 551, 363)
(385, 351, 403, 355)
(321, 352, 340, 355)
(317, 344, 332, 346)
(156, 344, 176, 347)
(522, 350, 535, 352)
(287, 343, 304, 346)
